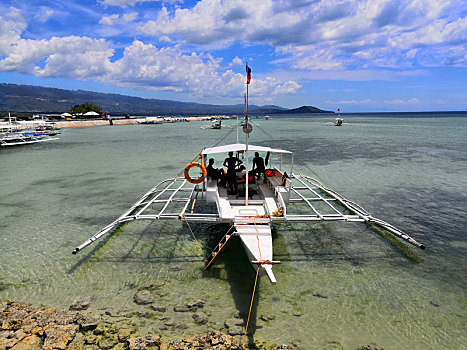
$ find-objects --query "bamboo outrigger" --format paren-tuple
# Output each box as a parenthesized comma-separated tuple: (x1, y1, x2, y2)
(72, 66, 425, 285)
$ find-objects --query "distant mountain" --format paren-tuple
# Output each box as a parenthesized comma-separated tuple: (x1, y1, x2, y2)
(0, 83, 287, 115)
(273, 105, 334, 114)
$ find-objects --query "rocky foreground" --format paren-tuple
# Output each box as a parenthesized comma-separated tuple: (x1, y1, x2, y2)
(0, 299, 293, 350)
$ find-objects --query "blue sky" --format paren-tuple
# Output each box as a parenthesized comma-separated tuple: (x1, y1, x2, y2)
(0, 0, 466, 112)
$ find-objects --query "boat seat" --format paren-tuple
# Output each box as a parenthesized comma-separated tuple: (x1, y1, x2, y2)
(264, 197, 278, 215)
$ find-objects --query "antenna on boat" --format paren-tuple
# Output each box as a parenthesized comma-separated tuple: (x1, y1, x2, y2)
(243, 63, 253, 205)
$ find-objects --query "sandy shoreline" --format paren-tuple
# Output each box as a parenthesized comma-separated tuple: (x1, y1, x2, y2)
(54, 116, 228, 129)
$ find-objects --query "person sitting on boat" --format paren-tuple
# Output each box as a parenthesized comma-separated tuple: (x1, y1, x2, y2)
(223, 151, 242, 193)
(251, 152, 266, 181)
(206, 158, 223, 183)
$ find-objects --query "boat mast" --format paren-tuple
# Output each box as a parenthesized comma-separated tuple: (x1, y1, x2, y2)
(244, 63, 252, 205)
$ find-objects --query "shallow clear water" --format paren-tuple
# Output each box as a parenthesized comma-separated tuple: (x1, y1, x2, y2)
(1, 115, 466, 349)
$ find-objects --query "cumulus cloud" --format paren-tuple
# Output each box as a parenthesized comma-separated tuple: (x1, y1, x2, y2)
(137, 0, 467, 70)
(0, 7, 27, 56)
(100, 0, 167, 6)
(0, 8, 300, 102)
(229, 56, 243, 67)
(99, 12, 137, 25)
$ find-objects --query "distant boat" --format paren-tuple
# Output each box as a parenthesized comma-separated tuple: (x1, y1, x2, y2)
(327, 108, 346, 126)
(201, 119, 232, 130)
(264, 115, 271, 120)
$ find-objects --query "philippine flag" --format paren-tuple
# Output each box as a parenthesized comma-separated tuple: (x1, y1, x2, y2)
(246, 64, 251, 84)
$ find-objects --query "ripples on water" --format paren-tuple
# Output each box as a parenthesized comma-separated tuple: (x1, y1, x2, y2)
(0, 116, 466, 349)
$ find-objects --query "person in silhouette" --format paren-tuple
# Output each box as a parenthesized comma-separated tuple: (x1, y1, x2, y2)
(223, 151, 242, 193)
(206, 158, 222, 182)
(251, 152, 266, 181)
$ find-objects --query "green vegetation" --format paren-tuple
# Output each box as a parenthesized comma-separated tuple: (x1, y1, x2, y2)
(67, 102, 102, 115)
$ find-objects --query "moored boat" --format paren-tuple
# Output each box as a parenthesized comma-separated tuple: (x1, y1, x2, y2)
(73, 68, 425, 284)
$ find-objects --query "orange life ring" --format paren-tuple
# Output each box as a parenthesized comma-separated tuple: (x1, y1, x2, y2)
(184, 162, 207, 184)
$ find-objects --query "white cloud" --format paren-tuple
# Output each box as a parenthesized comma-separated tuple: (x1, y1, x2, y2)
(229, 56, 243, 67)
(326, 99, 373, 105)
(0, 11, 301, 102)
(137, 0, 466, 71)
(0, 7, 27, 56)
(100, 0, 167, 6)
(384, 98, 420, 105)
(99, 12, 138, 26)
(34, 9, 54, 23)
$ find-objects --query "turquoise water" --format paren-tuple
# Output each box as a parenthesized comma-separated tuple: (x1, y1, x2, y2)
(1, 115, 466, 349)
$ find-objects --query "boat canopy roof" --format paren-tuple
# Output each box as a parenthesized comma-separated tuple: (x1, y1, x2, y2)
(202, 143, 292, 155)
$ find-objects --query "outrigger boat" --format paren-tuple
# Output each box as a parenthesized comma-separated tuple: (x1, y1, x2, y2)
(327, 108, 344, 126)
(0, 113, 60, 147)
(72, 66, 425, 286)
(201, 119, 232, 130)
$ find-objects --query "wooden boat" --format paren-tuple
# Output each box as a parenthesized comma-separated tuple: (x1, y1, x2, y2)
(73, 69, 425, 286)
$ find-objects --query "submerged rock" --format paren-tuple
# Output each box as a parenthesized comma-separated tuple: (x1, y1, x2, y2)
(173, 305, 190, 312)
(356, 345, 384, 350)
(128, 334, 161, 350)
(149, 305, 166, 312)
(133, 290, 154, 305)
(193, 312, 209, 325)
(0, 299, 293, 350)
(69, 296, 92, 311)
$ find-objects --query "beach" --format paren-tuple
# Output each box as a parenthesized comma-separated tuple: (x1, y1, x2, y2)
(52, 116, 231, 129)
(1, 114, 466, 349)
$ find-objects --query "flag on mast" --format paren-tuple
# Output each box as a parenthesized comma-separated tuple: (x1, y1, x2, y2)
(246, 64, 251, 84)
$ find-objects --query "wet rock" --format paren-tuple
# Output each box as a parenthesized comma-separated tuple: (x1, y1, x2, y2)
(192, 312, 208, 325)
(44, 324, 78, 349)
(117, 325, 136, 341)
(356, 345, 384, 350)
(187, 299, 205, 311)
(77, 314, 99, 331)
(97, 335, 119, 349)
(10, 334, 42, 350)
(175, 323, 188, 330)
(149, 305, 166, 312)
(128, 334, 161, 349)
(0, 331, 18, 349)
(173, 305, 190, 312)
(136, 310, 149, 317)
(2, 308, 29, 330)
(260, 314, 276, 322)
(133, 290, 154, 305)
(69, 296, 92, 311)
(166, 330, 242, 349)
(84, 332, 97, 344)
